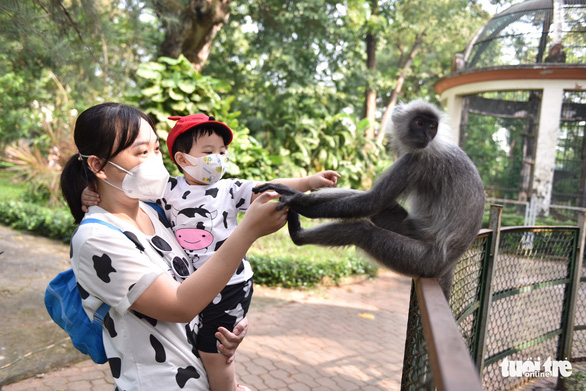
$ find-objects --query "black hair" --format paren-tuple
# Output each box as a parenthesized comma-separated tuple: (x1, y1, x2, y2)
(172, 126, 224, 173)
(60, 103, 155, 223)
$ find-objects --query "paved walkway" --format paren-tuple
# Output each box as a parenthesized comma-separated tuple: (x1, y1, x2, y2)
(0, 224, 412, 390)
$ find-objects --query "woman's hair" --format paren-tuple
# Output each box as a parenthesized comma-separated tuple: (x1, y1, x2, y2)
(172, 126, 216, 174)
(61, 103, 154, 223)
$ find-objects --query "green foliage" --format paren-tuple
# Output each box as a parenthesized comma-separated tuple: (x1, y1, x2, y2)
(249, 254, 378, 288)
(0, 200, 75, 242)
(243, 84, 389, 187)
(133, 55, 275, 181)
(0, 1, 160, 146)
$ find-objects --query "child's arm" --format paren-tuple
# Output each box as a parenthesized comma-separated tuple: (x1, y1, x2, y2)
(81, 184, 101, 212)
(251, 170, 340, 203)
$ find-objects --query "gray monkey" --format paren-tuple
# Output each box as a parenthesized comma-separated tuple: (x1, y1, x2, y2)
(253, 100, 485, 297)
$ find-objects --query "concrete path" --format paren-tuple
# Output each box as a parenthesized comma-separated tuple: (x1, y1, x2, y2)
(0, 223, 412, 390)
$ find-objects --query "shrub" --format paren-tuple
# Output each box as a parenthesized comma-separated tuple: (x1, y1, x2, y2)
(0, 197, 379, 287)
(0, 200, 75, 242)
(248, 253, 378, 288)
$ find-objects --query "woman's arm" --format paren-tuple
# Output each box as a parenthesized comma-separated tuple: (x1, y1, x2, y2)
(130, 191, 287, 322)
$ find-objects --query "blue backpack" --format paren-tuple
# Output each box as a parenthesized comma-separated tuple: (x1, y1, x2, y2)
(44, 202, 167, 364)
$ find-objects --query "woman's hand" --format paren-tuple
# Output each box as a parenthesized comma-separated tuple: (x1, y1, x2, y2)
(81, 184, 101, 212)
(307, 170, 341, 190)
(216, 317, 249, 364)
(239, 191, 288, 239)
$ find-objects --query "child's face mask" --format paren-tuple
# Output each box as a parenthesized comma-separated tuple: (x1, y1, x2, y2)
(180, 153, 228, 185)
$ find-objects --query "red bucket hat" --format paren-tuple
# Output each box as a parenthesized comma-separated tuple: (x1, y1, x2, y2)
(167, 114, 233, 163)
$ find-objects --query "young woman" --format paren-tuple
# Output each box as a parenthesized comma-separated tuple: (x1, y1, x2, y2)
(60, 102, 287, 390)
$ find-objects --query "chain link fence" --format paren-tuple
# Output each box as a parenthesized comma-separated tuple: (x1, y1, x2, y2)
(401, 207, 586, 390)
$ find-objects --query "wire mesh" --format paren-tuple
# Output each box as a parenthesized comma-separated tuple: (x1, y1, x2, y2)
(483, 228, 574, 390)
(400, 282, 434, 391)
(450, 234, 489, 351)
(466, 0, 586, 68)
(572, 255, 586, 359)
(400, 223, 584, 391)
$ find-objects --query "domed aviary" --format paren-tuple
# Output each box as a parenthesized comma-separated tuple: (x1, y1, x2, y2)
(435, 0, 586, 219)
(465, 0, 585, 69)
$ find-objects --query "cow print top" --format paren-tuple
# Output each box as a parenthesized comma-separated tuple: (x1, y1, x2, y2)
(71, 202, 209, 390)
(159, 177, 256, 285)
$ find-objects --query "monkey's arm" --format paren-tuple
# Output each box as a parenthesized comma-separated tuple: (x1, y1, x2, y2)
(254, 155, 415, 219)
(253, 183, 371, 218)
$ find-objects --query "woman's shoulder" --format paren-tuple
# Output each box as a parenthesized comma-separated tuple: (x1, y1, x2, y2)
(73, 207, 145, 251)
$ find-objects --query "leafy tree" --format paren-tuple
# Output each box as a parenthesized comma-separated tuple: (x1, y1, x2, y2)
(0, 1, 161, 145)
(0, 0, 160, 201)
(133, 55, 275, 181)
(375, 0, 489, 142)
(205, 0, 489, 146)
(153, 0, 233, 72)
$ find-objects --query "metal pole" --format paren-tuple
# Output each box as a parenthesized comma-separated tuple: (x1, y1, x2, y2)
(473, 205, 503, 373)
(557, 212, 586, 390)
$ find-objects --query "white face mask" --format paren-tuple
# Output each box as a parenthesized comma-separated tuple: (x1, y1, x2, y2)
(104, 156, 169, 200)
(180, 153, 228, 185)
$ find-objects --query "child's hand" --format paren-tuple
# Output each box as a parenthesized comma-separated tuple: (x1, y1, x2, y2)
(308, 170, 341, 190)
(81, 184, 101, 212)
(216, 317, 249, 364)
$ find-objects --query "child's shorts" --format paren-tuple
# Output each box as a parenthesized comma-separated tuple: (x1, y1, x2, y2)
(197, 278, 253, 353)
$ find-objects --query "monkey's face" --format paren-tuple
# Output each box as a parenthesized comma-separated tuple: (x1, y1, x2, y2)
(407, 113, 438, 149)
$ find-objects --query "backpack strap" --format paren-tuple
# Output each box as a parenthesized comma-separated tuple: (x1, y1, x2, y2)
(93, 303, 110, 326)
(80, 218, 124, 232)
(145, 201, 169, 224)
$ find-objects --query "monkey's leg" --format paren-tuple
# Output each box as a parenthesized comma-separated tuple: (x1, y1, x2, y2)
(369, 202, 418, 236)
(288, 213, 444, 278)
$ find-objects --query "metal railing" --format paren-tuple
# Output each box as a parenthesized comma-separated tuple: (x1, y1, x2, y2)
(401, 205, 586, 390)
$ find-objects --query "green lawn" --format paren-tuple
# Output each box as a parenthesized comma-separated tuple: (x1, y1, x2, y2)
(248, 215, 360, 261)
(0, 170, 26, 199)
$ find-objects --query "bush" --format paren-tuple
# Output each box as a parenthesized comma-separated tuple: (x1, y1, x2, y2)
(0, 200, 75, 242)
(0, 196, 379, 287)
(248, 253, 378, 288)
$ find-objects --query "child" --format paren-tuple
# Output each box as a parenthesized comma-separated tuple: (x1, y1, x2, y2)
(84, 113, 340, 391)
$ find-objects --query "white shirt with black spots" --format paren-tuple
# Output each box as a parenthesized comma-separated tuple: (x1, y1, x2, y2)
(71, 203, 209, 390)
(161, 177, 256, 285)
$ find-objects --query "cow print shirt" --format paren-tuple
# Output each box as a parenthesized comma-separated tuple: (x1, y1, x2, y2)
(160, 177, 256, 285)
(71, 203, 209, 390)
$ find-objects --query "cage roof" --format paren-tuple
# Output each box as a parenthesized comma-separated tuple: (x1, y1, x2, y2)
(463, 0, 585, 69)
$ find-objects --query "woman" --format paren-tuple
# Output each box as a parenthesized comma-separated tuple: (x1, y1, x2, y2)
(60, 103, 287, 390)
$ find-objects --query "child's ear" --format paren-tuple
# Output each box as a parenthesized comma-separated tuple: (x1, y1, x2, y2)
(175, 152, 187, 166)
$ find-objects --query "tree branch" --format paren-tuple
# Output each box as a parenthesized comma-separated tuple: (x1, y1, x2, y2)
(377, 31, 426, 143)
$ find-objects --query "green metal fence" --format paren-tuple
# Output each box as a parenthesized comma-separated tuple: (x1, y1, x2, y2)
(401, 206, 586, 390)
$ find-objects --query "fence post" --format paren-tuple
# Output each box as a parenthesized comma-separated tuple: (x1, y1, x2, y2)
(472, 204, 503, 374)
(557, 212, 586, 390)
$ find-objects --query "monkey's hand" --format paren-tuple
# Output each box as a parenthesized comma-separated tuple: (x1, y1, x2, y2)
(253, 183, 311, 211)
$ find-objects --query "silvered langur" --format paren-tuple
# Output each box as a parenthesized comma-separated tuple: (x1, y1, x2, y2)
(253, 100, 485, 297)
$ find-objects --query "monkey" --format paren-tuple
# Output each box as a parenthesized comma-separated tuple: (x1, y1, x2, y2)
(253, 100, 485, 298)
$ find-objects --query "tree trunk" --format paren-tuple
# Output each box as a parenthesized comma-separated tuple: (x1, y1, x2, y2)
(377, 33, 425, 144)
(364, 0, 378, 139)
(154, 0, 232, 72)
